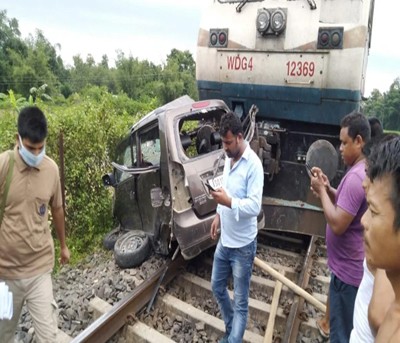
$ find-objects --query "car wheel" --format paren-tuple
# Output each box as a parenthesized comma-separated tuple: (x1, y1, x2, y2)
(103, 227, 127, 251)
(113, 230, 151, 268)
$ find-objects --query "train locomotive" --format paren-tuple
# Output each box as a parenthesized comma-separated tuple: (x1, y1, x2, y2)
(196, 0, 375, 236)
(102, 0, 375, 268)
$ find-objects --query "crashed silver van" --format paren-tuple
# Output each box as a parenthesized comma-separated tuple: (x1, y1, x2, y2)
(103, 96, 263, 268)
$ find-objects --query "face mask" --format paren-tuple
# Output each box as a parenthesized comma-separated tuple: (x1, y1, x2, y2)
(18, 135, 46, 167)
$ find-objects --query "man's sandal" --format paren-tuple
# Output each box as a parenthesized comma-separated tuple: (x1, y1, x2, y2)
(316, 318, 330, 339)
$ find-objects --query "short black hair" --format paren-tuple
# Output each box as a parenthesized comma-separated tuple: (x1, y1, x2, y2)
(18, 106, 48, 143)
(220, 111, 243, 137)
(368, 117, 383, 138)
(363, 132, 398, 157)
(340, 111, 371, 143)
(367, 136, 400, 231)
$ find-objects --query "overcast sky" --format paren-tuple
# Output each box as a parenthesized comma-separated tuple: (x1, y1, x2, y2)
(3, 0, 399, 96)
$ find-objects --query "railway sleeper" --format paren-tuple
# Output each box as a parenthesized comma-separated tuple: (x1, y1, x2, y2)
(84, 239, 330, 342)
(203, 257, 298, 283)
(176, 273, 287, 324)
(90, 296, 175, 343)
(173, 271, 326, 340)
(201, 257, 328, 307)
(157, 293, 264, 343)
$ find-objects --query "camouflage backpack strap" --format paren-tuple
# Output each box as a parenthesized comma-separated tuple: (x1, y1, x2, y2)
(0, 151, 15, 228)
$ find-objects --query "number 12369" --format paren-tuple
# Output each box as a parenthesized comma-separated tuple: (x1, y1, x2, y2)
(286, 61, 315, 77)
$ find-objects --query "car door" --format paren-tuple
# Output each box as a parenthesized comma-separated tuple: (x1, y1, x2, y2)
(135, 123, 163, 235)
(112, 134, 142, 231)
(112, 122, 169, 247)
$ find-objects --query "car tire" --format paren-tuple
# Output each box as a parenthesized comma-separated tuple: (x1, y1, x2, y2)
(113, 230, 151, 268)
(103, 227, 127, 251)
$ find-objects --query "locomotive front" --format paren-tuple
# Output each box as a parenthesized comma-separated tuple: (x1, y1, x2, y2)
(196, 0, 375, 236)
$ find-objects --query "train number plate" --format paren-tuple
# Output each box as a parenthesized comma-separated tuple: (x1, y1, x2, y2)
(219, 52, 326, 88)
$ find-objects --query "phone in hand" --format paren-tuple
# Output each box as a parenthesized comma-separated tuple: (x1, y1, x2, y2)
(305, 162, 315, 177)
(205, 181, 216, 192)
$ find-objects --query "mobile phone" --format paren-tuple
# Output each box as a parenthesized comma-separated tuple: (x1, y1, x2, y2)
(205, 181, 216, 192)
(305, 162, 315, 177)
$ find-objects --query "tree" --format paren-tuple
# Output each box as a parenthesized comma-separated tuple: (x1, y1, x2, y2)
(167, 48, 196, 74)
(363, 89, 384, 118)
(115, 51, 161, 99)
(154, 49, 198, 104)
(0, 11, 199, 105)
(364, 78, 400, 131)
(69, 55, 93, 93)
(17, 30, 61, 96)
(381, 78, 400, 130)
(100, 54, 109, 69)
(0, 13, 67, 99)
(0, 10, 28, 93)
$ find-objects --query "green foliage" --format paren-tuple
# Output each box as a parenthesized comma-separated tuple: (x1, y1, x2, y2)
(115, 52, 162, 99)
(0, 109, 17, 151)
(0, 89, 30, 112)
(0, 10, 200, 264)
(19, 31, 60, 95)
(0, 10, 26, 93)
(156, 49, 198, 104)
(1, 88, 154, 264)
(364, 78, 400, 131)
(30, 83, 53, 102)
(363, 89, 384, 117)
(0, 9, 198, 106)
(68, 54, 118, 95)
(43, 90, 136, 255)
(0, 11, 69, 98)
(167, 48, 196, 74)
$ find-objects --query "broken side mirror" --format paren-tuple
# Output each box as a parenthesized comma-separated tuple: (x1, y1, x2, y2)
(102, 173, 116, 187)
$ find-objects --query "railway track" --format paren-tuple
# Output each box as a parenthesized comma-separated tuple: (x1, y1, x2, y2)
(69, 231, 329, 343)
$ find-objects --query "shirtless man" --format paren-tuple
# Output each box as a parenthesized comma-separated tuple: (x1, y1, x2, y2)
(361, 136, 400, 342)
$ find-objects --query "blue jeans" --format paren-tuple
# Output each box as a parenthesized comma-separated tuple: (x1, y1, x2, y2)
(329, 273, 358, 343)
(211, 239, 257, 343)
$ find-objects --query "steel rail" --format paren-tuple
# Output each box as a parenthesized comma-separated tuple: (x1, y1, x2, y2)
(71, 255, 187, 343)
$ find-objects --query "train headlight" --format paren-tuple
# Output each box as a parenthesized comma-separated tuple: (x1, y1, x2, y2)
(270, 9, 286, 34)
(256, 8, 287, 36)
(256, 9, 270, 35)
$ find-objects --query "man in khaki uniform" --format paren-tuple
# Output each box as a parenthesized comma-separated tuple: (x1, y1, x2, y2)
(0, 106, 70, 342)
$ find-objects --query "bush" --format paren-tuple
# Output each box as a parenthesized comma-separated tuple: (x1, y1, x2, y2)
(0, 109, 18, 151)
(1, 88, 154, 265)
